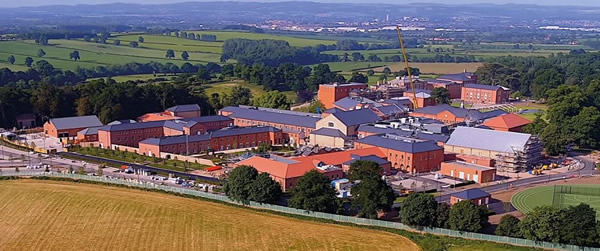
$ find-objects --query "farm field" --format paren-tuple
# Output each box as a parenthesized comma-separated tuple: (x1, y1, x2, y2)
(0, 179, 419, 251)
(185, 30, 338, 47)
(374, 62, 483, 74)
(0, 39, 223, 71)
(511, 184, 600, 219)
(320, 61, 390, 72)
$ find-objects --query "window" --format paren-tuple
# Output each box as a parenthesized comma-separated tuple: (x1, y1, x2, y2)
(328, 122, 334, 127)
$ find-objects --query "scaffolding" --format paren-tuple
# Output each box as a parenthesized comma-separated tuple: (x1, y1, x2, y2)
(495, 136, 544, 172)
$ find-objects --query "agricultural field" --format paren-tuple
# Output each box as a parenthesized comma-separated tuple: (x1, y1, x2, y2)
(511, 184, 600, 219)
(0, 179, 419, 250)
(186, 31, 338, 47)
(374, 62, 483, 75)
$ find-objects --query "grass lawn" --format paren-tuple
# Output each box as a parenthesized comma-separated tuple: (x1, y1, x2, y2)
(72, 146, 208, 172)
(511, 184, 600, 219)
(0, 179, 419, 250)
(204, 80, 297, 103)
(186, 30, 338, 47)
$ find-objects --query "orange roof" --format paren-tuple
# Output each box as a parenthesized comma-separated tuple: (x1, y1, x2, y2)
(137, 112, 181, 122)
(482, 113, 531, 129)
(235, 147, 385, 179)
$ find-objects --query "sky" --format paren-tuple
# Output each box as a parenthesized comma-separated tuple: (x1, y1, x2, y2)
(1, 0, 600, 8)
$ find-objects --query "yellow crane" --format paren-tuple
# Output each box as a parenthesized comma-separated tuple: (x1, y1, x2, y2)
(395, 25, 419, 109)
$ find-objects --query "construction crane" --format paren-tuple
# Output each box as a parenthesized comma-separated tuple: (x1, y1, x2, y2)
(395, 25, 419, 109)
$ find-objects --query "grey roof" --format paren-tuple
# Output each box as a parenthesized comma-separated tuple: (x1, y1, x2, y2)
(373, 105, 407, 115)
(139, 126, 280, 146)
(78, 126, 102, 135)
(49, 115, 102, 130)
(452, 188, 490, 200)
(331, 109, 380, 126)
(464, 83, 504, 91)
(220, 106, 320, 128)
(357, 125, 449, 143)
(438, 72, 475, 82)
(324, 107, 344, 114)
(356, 134, 443, 153)
(310, 128, 349, 139)
(344, 154, 389, 165)
(320, 82, 367, 87)
(427, 79, 456, 86)
(108, 119, 136, 125)
(333, 97, 376, 110)
(183, 115, 232, 128)
(99, 120, 186, 132)
(413, 104, 507, 121)
(446, 161, 495, 171)
(166, 104, 201, 112)
(446, 126, 532, 153)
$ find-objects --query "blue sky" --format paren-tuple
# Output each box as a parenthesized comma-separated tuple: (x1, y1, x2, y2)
(3, 0, 600, 8)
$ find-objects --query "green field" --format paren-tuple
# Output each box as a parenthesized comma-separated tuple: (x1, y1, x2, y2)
(511, 184, 600, 219)
(204, 80, 297, 102)
(186, 30, 338, 47)
(0, 179, 419, 250)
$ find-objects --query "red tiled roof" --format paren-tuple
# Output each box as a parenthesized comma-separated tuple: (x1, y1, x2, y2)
(482, 113, 531, 129)
(137, 112, 181, 122)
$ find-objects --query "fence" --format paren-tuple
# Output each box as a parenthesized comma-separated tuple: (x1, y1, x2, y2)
(2, 171, 599, 251)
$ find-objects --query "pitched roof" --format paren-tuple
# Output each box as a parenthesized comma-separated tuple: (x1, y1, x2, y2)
(108, 119, 136, 125)
(323, 107, 344, 114)
(220, 106, 320, 128)
(320, 82, 367, 87)
(139, 126, 280, 146)
(463, 83, 504, 91)
(438, 72, 475, 82)
(183, 115, 233, 128)
(482, 113, 531, 129)
(49, 115, 103, 130)
(452, 188, 490, 200)
(343, 154, 389, 165)
(446, 126, 532, 153)
(334, 96, 377, 110)
(166, 104, 201, 112)
(99, 120, 186, 132)
(356, 134, 443, 153)
(330, 109, 380, 126)
(412, 104, 507, 121)
(357, 124, 449, 143)
(310, 128, 349, 139)
(372, 104, 407, 116)
(78, 126, 102, 135)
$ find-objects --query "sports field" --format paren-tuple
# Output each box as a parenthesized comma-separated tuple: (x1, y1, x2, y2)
(511, 184, 600, 219)
(0, 179, 419, 250)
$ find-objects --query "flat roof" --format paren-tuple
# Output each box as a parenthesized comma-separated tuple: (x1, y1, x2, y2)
(220, 106, 320, 128)
(444, 161, 495, 171)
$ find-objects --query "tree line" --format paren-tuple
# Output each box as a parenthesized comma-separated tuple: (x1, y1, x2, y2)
(220, 39, 339, 66)
(475, 51, 600, 98)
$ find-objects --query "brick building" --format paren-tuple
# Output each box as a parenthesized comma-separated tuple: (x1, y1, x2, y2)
(481, 113, 531, 132)
(137, 104, 201, 122)
(410, 104, 506, 125)
(139, 126, 283, 156)
(461, 84, 510, 104)
(427, 80, 463, 99)
(354, 134, 444, 173)
(219, 106, 321, 145)
(318, 82, 367, 109)
(450, 188, 491, 206)
(235, 147, 388, 191)
(97, 115, 231, 150)
(403, 89, 435, 108)
(437, 72, 478, 84)
(44, 115, 103, 139)
(357, 124, 449, 146)
(440, 161, 496, 183)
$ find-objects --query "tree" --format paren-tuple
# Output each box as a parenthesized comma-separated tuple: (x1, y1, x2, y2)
(448, 200, 489, 232)
(252, 91, 290, 110)
(24, 57, 33, 67)
(7, 55, 15, 65)
(181, 51, 189, 60)
(114, 39, 121, 46)
(348, 72, 368, 83)
(435, 203, 451, 228)
(495, 215, 522, 238)
(400, 193, 438, 227)
(37, 49, 46, 57)
(83, 35, 91, 42)
(138, 36, 144, 43)
(77, 166, 85, 175)
(69, 50, 80, 61)
(129, 41, 139, 48)
(288, 170, 338, 213)
(165, 49, 175, 59)
(382, 67, 392, 76)
(348, 160, 395, 218)
(559, 203, 598, 246)
(224, 86, 252, 106)
(431, 87, 451, 104)
(519, 205, 563, 243)
(223, 165, 258, 204)
(248, 173, 282, 204)
(367, 69, 375, 76)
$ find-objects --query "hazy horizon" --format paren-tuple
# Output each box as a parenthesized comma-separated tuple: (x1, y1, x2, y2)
(2, 0, 600, 8)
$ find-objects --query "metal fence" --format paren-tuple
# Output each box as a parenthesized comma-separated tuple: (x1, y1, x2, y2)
(3, 171, 599, 251)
